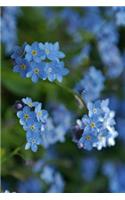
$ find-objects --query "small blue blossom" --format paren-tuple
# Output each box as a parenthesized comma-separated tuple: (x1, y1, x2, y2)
(17, 106, 35, 126)
(25, 132, 41, 152)
(43, 61, 69, 82)
(35, 103, 48, 124)
(26, 61, 46, 83)
(78, 128, 98, 151)
(13, 58, 30, 78)
(22, 97, 39, 108)
(25, 42, 45, 63)
(39, 42, 65, 61)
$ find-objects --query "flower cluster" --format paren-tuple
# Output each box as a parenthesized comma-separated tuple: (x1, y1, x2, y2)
(16, 97, 48, 152)
(16, 98, 72, 151)
(75, 66, 105, 103)
(1, 7, 21, 54)
(75, 99, 118, 151)
(11, 42, 69, 83)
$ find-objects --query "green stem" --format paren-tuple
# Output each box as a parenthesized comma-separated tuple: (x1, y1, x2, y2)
(54, 81, 88, 112)
(2, 144, 24, 164)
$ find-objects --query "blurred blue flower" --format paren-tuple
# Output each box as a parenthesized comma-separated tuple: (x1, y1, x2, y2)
(40, 166, 54, 184)
(71, 44, 91, 67)
(40, 165, 65, 193)
(41, 104, 73, 148)
(113, 7, 125, 26)
(98, 41, 124, 78)
(75, 66, 105, 103)
(103, 162, 125, 192)
(81, 156, 99, 182)
(1, 7, 21, 54)
(18, 177, 41, 193)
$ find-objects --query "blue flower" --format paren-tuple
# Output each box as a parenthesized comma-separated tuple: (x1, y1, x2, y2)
(35, 103, 48, 124)
(39, 42, 65, 61)
(26, 61, 45, 83)
(22, 97, 39, 108)
(23, 120, 41, 133)
(78, 128, 98, 151)
(25, 132, 41, 152)
(43, 60, 69, 82)
(13, 58, 30, 78)
(11, 43, 27, 60)
(25, 42, 45, 63)
(17, 106, 35, 126)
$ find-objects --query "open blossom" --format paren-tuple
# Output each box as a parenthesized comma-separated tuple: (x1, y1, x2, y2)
(75, 99, 118, 151)
(11, 42, 69, 83)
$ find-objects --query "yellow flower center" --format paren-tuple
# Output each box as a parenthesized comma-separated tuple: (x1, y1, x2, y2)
(45, 48, 50, 55)
(38, 111, 42, 116)
(21, 64, 26, 70)
(34, 68, 39, 74)
(32, 50, 37, 56)
(90, 122, 95, 128)
(30, 125, 35, 131)
(93, 108, 97, 113)
(31, 139, 36, 144)
(24, 114, 29, 120)
(28, 102, 33, 107)
(85, 135, 91, 140)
